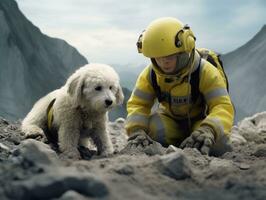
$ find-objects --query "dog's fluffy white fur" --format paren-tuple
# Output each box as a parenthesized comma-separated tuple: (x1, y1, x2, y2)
(21, 63, 124, 159)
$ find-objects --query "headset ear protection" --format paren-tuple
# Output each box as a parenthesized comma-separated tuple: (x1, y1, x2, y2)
(175, 24, 196, 53)
(136, 30, 145, 53)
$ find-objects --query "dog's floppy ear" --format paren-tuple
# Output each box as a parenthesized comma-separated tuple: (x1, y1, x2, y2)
(116, 85, 124, 105)
(67, 75, 84, 104)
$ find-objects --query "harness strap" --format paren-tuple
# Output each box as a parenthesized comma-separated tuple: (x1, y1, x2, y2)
(46, 98, 56, 131)
(190, 58, 202, 103)
(151, 69, 164, 102)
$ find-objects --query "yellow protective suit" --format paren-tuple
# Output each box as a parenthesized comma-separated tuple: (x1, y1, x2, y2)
(125, 50, 234, 147)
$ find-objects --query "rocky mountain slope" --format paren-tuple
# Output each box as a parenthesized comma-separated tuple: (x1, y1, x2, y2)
(221, 25, 266, 122)
(0, 112, 266, 200)
(0, 0, 88, 121)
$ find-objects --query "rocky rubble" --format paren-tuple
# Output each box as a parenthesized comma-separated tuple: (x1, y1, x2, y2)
(0, 112, 266, 200)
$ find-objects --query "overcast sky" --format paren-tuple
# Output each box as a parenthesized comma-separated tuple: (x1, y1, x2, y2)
(16, 0, 266, 67)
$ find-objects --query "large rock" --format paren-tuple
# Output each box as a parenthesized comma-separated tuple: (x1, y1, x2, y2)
(236, 112, 266, 144)
(11, 139, 58, 167)
(5, 169, 108, 200)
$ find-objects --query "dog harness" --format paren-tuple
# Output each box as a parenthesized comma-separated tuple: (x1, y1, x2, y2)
(46, 98, 56, 131)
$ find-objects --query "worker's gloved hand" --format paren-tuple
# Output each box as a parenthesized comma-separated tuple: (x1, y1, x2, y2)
(180, 125, 215, 155)
(127, 129, 154, 148)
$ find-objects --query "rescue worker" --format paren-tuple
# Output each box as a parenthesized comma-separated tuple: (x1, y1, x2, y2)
(125, 17, 234, 155)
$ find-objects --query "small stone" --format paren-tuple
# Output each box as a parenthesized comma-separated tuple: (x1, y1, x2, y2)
(115, 165, 134, 175)
(238, 163, 250, 170)
(111, 138, 117, 144)
(143, 142, 165, 156)
(253, 144, 266, 157)
(165, 145, 179, 154)
(157, 150, 192, 180)
(209, 158, 237, 178)
(0, 142, 10, 151)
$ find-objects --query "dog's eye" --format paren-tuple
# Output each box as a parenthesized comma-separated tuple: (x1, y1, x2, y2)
(109, 86, 112, 90)
(95, 86, 102, 91)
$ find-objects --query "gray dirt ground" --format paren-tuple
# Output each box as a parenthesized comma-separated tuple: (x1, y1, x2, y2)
(0, 114, 266, 200)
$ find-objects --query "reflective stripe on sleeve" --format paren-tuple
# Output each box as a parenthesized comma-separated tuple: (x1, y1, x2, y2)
(126, 114, 149, 126)
(204, 88, 228, 102)
(133, 88, 154, 101)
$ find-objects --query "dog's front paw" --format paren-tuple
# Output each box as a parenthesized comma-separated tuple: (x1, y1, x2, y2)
(60, 149, 81, 160)
(23, 130, 44, 140)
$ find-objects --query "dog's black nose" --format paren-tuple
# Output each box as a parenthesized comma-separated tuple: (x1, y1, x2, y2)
(105, 99, 113, 106)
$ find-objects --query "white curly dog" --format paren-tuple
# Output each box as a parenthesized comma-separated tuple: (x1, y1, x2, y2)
(21, 63, 124, 159)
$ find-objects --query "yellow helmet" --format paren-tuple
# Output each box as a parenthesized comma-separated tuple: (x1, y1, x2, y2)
(137, 17, 196, 58)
